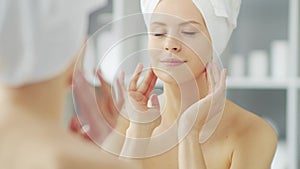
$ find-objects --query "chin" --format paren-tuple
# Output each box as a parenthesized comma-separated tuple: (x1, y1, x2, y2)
(154, 69, 199, 85)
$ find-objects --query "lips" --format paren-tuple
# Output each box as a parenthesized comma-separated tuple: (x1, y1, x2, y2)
(160, 58, 186, 66)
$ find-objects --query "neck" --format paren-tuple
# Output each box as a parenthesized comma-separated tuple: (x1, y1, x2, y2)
(0, 79, 67, 125)
(161, 73, 208, 126)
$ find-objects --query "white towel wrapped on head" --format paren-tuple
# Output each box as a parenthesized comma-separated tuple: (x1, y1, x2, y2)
(140, 0, 241, 57)
(0, 0, 104, 87)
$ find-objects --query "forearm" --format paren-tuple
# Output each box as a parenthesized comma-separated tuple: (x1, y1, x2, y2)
(178, 130, 207, 169)
(101, 116, 129, 155)
(60, 135, 141, 169)
(101, 131, 126, 156)
(120, 124, 155, 157)
(118, 124, 155, 168)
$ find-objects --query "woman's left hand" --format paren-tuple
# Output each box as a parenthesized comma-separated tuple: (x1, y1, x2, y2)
(178, 62, 226, 138)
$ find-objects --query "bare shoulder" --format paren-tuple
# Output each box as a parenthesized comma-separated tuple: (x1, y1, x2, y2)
(222, 100, 278, 168)
(223, 100, 277, 143)
(53, 131, 140, 169)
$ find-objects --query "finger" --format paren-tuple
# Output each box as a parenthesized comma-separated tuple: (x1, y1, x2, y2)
(205, 62, 215, 93)
(144, 72, 158, 98)
(118, 71, 127, 105)
(96, 70, 110, 96)
(96, 69, 105, 85)
(69, 116, 82, 133)
(73, 70, 90, 88)
(129, 91, 147, 103)
(218, 69, 227, 92)
(120, 71, 125, 89)
(129, 64, 143, 91)
(210, 69, 226, 116)
(211, 63, 220, 84)
(137, 68, 155, 94)
(116, 71, 126, 91)
(149, 94, 160, 111)
(118, 71, 131, 108)
(116, 77, 125, 110)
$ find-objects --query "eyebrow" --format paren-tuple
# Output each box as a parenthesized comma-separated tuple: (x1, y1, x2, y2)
(150, 22, 167, 26)
(179, 20, 202, 26)
(150, 20, 202, 26)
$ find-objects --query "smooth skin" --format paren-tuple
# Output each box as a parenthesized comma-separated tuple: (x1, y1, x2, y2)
(0, 57, 139, 169)
(111, 0, 277, 168)
(71, 0, 277, 168)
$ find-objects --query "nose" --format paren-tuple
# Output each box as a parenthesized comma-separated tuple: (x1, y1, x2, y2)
(164, 37, 181, 52)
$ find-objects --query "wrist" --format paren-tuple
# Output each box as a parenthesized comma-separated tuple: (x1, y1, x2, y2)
(178, 128, 200, 142)
(126, 124, 155, 138)
(185, 131, 200, 142)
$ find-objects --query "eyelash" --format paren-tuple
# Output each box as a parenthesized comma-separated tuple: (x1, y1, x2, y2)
(152, 33, 166, 37)
(151, 32, 197, 37)
(182, 32, 197, 35)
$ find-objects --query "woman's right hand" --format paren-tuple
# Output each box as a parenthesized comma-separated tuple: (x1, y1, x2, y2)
(120, 64, 161, 138)
(70, 70, 126, 142)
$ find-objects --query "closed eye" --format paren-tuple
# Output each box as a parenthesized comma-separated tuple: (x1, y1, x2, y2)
(182, 32, 197, 35)
(152, 33, 166, 37)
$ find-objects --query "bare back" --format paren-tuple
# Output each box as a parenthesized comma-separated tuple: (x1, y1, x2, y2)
(0, 111, 137, 169)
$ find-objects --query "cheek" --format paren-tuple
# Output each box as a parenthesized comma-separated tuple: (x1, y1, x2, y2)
(182, 40, 211, 78)
(153, 68, 192, 85)
(149, 50, 161, 67)
(150, 56, 158, 67)
(184, 39, 212, 66)
(148, 37, 161, 49)
(189, 58, 206, 78)
(148, 38, 164, 66)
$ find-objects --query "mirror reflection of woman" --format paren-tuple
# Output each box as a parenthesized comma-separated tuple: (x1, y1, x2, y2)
(0, 1, 140, 169)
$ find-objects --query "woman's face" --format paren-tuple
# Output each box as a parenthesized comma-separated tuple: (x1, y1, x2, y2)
(148, 0, 213, 84)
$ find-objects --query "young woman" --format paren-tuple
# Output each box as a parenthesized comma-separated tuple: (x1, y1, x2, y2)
(112, 0, 278, 168)
(0, 1, 139, 169)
